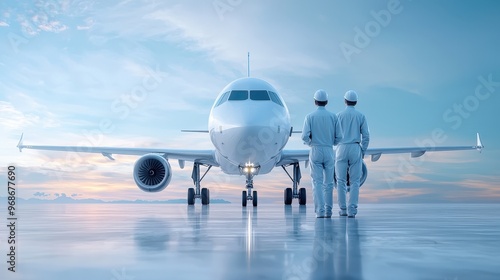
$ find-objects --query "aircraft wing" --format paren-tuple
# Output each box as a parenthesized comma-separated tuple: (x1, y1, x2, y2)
(277, 133, 483, 165)
(16, 134, 218, 166)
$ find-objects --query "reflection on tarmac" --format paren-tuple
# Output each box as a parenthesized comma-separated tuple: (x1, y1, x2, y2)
(130, 205, 362, 279)
(134, 218, 170, 252)
(311, 218, 362, 279)
(283, 214, 363, 280)
(16, 204, 500, 280)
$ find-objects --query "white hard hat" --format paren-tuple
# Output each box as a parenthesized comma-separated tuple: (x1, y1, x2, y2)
(314, 89, 328, 102)
(344, 90, 358, 102)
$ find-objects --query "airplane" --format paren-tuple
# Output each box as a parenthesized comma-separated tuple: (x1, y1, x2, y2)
(17, 77, 484, 207)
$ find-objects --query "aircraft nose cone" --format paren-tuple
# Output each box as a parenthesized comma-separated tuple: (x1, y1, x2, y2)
(221, 126, 280, 164)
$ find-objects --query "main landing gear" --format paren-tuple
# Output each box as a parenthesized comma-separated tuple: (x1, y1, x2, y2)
(187, 162, 212, 205)
(282, 162, 306, 206)
(240, 164, 259, 207)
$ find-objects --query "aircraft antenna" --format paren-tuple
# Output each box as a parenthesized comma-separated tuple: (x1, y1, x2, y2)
(247, 52, 250, 77)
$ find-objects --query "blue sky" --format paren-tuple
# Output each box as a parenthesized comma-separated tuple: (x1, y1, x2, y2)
(1, 0, 499, 203)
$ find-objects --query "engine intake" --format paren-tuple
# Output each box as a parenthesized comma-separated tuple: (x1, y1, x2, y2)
(133, 154, 172, 192)
(334, 161, 368, 188)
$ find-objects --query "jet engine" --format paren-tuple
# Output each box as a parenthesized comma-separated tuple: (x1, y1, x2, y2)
(359, 161, 368, 186)
(133, 154, 172, 192)
(335, 161, 368, 188)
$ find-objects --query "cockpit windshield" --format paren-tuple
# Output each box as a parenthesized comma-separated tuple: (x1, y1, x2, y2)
(250, 90, 270, 100)
(268, 91, 283, 106)
(215, 89, 284, 107)
(214, 91, 230, 107)
(228, 90, 248, 101)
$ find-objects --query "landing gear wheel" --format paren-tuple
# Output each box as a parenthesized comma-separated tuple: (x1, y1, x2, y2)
(284, 188, 293, 205)
(298, 188, 306, 205)
(242, 191, 247, 207)
(187, 188, 195, 205)
(201, 188, 210, 205)
(252, 191, 258, 207)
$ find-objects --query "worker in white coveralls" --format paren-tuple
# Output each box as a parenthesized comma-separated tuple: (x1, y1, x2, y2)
(335, 90, 370, 218)
(302, 90, 343, 218)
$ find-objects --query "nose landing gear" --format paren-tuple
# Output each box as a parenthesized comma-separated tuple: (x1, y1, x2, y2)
(240, 164, 259, 207)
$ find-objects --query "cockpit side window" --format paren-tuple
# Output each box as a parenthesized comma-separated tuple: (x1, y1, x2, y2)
(214, 91, 230, 107)
(250, 90, 270, 101)
(269, 91, 284, 106)
(228, 90, 248, 101)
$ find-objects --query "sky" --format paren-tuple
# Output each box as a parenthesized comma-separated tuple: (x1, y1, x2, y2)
(1, 0, 499, 203)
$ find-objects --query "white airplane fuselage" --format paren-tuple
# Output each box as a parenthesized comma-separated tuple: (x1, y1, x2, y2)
(208, 77, 292, 175)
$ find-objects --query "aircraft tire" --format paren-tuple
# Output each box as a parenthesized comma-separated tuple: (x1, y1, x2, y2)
(201, 188, 210, 205)
(298, 188, 306, 205)
(188, 188, 195, 205)
(242, 190, 247, 207)
(284, 188, 293, 205)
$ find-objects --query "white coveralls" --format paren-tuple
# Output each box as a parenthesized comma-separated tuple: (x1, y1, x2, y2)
(335, 106, 369, 216)
(302, 107, 343, 217)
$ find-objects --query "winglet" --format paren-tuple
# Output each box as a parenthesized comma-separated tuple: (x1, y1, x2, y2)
(17, 133, 24, 152)
(476, 133, 484, 152)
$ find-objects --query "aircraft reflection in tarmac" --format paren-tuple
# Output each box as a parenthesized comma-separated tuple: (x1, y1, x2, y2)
(284, 205, 307, 241)
(219, 206, 301, 279)
(132, 206, 362, 279)
(134, 218, 171, 253)
(187, 205, 210, 244)
(284, 218, 363, 280)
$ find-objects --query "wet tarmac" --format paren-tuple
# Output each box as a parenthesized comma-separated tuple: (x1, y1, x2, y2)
(1, 203, 499, 280)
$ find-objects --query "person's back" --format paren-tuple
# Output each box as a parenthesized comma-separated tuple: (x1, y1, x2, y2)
(304, 108, 340, 147)
(337, 106, 369, 151)
(302, 89, 342, 218)
(335, 90, 369, 218)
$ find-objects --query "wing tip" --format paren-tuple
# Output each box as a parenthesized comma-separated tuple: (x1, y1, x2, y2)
(17, 133, 24, 152)
(476, 133, 484, 152)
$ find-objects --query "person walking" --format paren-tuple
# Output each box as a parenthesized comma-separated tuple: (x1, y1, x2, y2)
(335, 90, 370, 218)
(302, 90, 343, 218)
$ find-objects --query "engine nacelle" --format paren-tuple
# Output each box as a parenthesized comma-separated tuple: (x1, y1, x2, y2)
(359, 161, 368, 187)
(133, 154, 172, 192)
(334, 161, 368, 188)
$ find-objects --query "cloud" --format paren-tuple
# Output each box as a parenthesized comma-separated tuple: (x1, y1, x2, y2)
(10, 0, 95, 36)
(33, 192, 50, 197)
(77, 18, 94, 30)
(144, 3, 331, 75)
(0, 21, 8, 27)
(0, 101, 37, 129)
(89, 1, 334, 76)
(31, 12, 68, 33)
